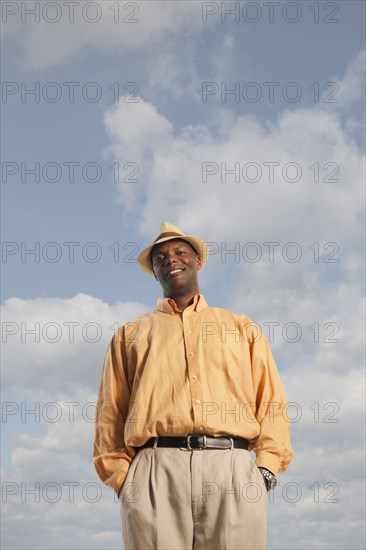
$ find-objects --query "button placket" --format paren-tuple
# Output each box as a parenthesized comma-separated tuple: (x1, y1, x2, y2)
(183, 314, 202, 428)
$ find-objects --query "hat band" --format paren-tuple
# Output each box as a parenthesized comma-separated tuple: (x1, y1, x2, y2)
(153, 231, 184, 243)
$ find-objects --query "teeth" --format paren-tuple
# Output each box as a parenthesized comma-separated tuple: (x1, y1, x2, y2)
(170, 269, 182, 275)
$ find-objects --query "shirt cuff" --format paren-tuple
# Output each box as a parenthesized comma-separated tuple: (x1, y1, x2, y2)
(255, 451, 282, 477)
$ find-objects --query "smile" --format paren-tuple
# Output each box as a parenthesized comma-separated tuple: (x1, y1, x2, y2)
(168, 268, 184, 276)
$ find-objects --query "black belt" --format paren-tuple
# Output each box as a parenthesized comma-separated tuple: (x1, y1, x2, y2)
(138, 435, 249, 451)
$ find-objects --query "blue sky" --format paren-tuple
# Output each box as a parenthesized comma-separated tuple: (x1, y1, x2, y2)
(1, 1, 365, 549)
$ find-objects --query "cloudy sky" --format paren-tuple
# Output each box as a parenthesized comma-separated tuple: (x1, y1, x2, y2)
(1, 1, 365, 548)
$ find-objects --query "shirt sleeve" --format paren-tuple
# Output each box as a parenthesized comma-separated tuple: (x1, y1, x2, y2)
(244, 319, 294, 476)
(93, 327, 136, 496)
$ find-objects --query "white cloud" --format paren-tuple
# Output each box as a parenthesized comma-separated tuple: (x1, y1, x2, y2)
(1, 293, 150, 399)
(103, 96, 364, 263)
(3, 1, 204, 71)
(1, 294, 148, 546)
(330, 50, 366, 107)
(2, 385, 122, 548)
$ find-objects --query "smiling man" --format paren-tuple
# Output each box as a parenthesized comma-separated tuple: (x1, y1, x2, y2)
(93, 221, 294, 550)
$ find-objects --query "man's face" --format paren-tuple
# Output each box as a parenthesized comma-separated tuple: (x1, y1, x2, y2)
(151, 239, 202, 295)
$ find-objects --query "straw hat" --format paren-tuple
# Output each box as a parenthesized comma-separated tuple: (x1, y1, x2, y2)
(137, 221, 208, 275)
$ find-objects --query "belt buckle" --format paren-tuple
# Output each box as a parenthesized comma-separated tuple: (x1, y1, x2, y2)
(189, 434, 207, 450)
(181, 434, 207, 451)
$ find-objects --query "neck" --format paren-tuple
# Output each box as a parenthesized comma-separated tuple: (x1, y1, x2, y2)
(164, 287, 200, 311)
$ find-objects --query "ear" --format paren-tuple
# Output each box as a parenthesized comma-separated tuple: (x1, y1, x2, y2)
(195, 255, 203, 271)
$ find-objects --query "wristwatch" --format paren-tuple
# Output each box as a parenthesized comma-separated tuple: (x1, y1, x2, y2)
(258, 467, 277, 491)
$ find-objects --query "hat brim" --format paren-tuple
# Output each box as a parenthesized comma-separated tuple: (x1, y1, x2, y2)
(137, 235, 208, 275)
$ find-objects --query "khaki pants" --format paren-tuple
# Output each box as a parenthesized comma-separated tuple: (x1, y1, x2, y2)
(120, 447, 267, 550)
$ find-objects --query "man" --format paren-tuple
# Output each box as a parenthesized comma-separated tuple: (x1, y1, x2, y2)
(94, 221, 294, 550)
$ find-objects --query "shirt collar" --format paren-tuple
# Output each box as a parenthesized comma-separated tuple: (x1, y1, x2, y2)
(155, 293, 208, 315)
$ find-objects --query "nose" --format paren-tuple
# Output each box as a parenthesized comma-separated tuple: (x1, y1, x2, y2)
(164, 251, 178, 266)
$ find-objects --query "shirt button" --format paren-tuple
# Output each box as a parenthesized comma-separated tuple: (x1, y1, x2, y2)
(196, 399, 201, 405)
(192, 375, 198, 380)
(199, 426, 204, 431)
(171, 312, 174, 315)
(187, 330, 192, 335)
(189, 352, 194, 357)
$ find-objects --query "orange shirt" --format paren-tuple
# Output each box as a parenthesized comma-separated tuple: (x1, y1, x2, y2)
(93, 294, 294, 495)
